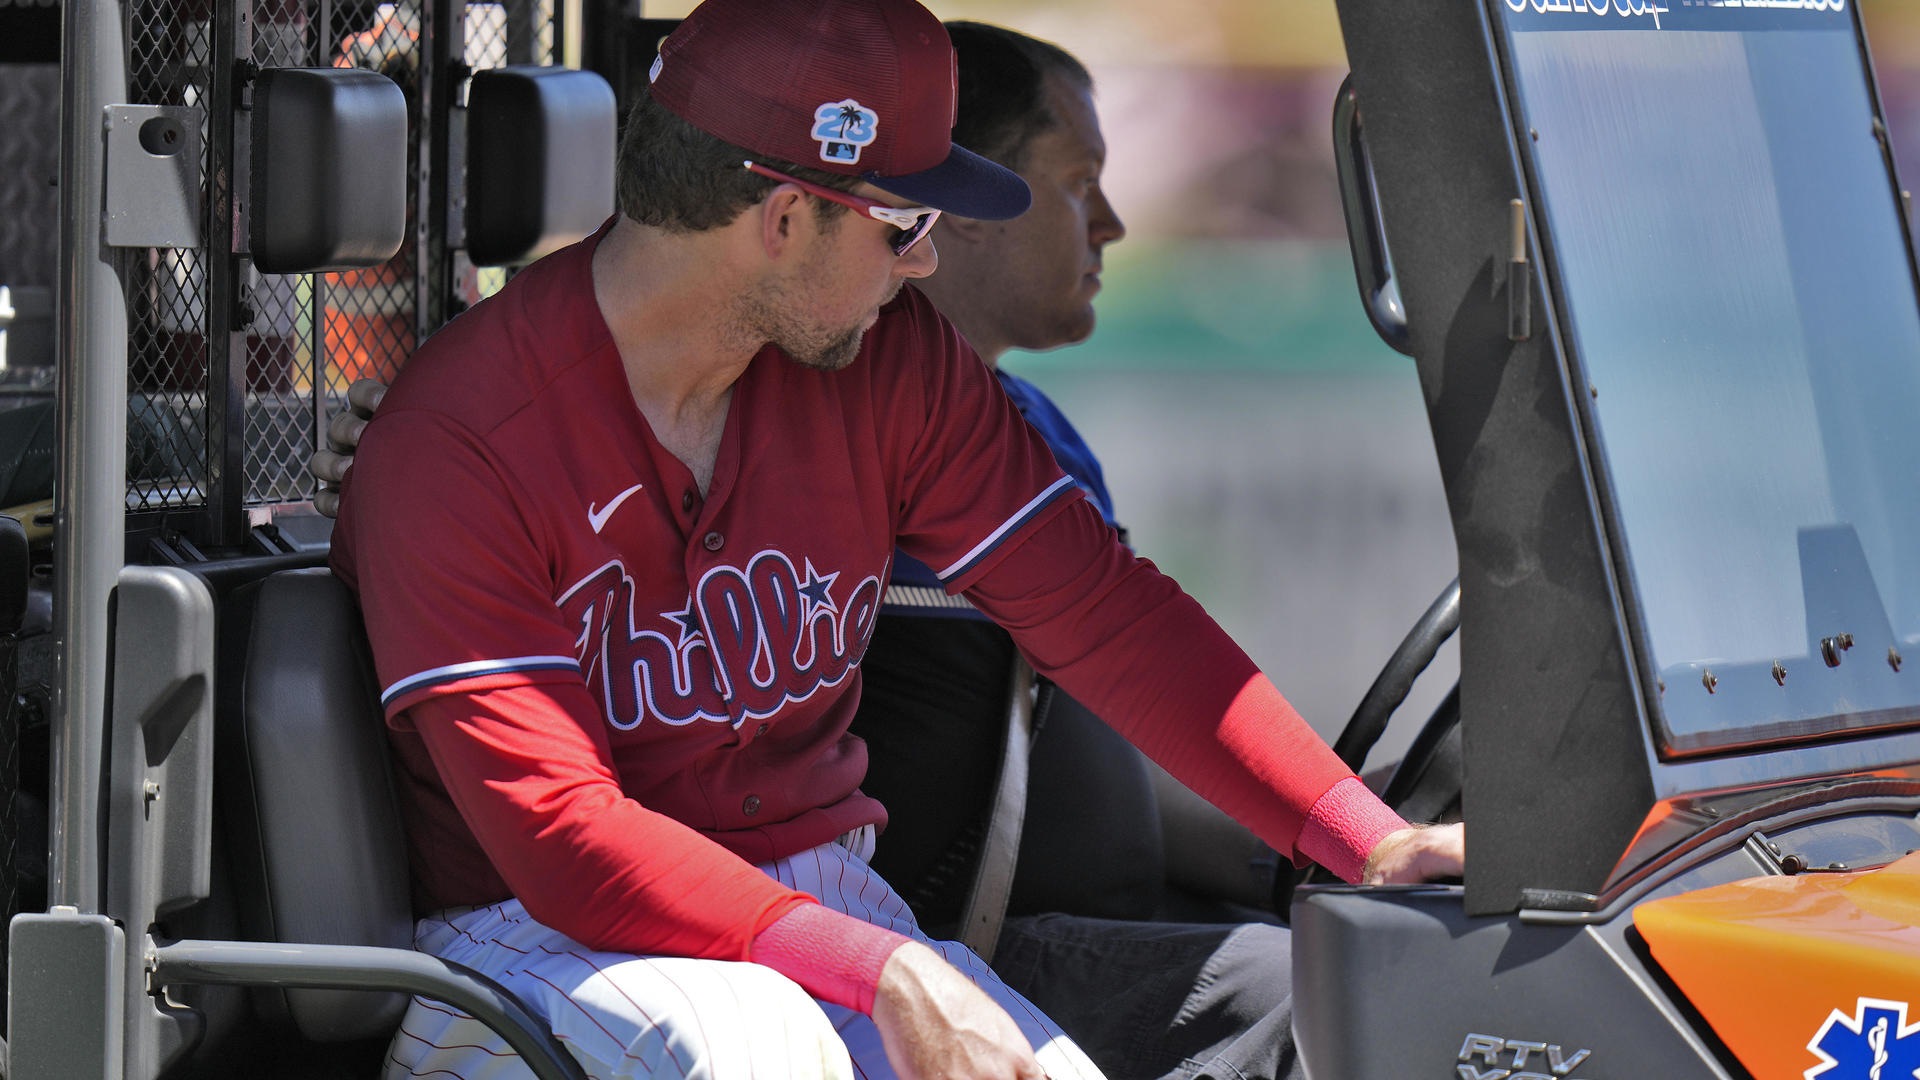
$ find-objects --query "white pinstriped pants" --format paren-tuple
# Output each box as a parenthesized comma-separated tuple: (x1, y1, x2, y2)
(382, 828, 1107, 1080)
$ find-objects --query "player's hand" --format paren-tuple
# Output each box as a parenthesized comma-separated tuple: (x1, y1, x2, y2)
(310, 378, 388, 517)
(870, 941, 1044, 1080)
(1361, 821, 1465, 885)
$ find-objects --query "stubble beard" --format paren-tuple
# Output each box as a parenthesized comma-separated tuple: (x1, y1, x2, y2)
(737, 272, 905, 374)
(790, 323, 868, 372)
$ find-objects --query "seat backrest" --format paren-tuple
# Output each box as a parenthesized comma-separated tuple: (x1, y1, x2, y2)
(854, 608, 1167, 928)
(215, 567, 413, 1041)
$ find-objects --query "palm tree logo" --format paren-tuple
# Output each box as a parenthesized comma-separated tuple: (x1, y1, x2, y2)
(812, 99, 878, 164)
(837, 103, 864, 139)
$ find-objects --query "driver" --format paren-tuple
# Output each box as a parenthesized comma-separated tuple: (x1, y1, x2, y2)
(327, 3, 1465, 1079)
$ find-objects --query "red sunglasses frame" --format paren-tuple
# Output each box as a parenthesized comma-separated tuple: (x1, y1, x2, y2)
(743, 160, 942, 256)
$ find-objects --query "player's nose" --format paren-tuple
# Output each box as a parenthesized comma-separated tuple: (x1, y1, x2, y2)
(897, 234, 938, 279)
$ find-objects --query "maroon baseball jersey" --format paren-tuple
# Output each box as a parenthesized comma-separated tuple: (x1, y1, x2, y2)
(333, 224, 1367, 964)
(331, 223, 1086, 934)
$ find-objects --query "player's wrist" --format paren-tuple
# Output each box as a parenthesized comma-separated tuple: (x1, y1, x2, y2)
(1296, 776, 1409, 884)
(751, 901, 913, 1015)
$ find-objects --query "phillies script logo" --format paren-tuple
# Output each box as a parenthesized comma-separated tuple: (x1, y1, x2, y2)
(558, 551, 882, 729)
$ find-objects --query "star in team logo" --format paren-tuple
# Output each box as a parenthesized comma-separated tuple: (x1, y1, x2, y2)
(1807, 997, 1920, 1080)
(798, 559, 840, 620)
(665, 601, 705, 649)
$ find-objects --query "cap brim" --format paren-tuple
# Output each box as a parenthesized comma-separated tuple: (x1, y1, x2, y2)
(865, 143, 1031, 221)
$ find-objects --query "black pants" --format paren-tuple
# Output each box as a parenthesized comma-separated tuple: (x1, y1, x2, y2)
(993, 914, 1304, 1080)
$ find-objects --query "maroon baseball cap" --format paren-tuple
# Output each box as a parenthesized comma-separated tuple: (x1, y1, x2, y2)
(649, 0, 1032, 221)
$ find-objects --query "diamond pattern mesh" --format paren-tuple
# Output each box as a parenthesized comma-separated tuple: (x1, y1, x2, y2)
(464, 0, 559, 68)
(125, 1, 214, 513)
(242, 5, 314, 507)
(121, 0, 561, 519)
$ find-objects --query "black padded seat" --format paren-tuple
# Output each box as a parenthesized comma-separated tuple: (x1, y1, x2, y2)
(854, 612, 1168, 930)
(215, 567, 414, 1041)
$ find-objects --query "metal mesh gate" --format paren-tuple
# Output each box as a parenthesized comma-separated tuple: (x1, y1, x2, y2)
(122, 0, 562, 540)
(125, 0, 214, 520)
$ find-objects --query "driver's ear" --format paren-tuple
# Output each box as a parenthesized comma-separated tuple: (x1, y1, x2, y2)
(760, 186, 810, 258)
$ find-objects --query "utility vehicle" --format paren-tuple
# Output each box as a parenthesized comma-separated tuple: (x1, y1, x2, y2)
(2, 1, 1917, 1078)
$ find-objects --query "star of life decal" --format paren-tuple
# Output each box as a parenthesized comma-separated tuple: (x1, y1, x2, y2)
(1807, 998, 1920, 1080)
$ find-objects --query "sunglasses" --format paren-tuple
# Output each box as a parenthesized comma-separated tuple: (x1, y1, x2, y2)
(744, 160, 942, 256)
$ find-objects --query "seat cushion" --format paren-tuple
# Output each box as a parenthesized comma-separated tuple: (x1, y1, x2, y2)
(216, 567, 413, 1041)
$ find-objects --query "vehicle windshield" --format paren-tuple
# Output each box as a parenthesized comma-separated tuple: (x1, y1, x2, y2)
(1500, 2, 1920, 754)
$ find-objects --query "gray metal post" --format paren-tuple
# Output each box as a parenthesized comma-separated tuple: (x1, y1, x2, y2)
(53, 0, 131, 914)
(105, 567, 216, 1080)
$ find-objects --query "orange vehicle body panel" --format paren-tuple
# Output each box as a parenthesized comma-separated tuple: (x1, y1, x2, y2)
(1634, 851, 1920, 1080)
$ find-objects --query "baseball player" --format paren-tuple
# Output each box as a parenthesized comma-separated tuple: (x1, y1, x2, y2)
(314, 22, 1298, 1080)
(328, 4, 1465, 1080)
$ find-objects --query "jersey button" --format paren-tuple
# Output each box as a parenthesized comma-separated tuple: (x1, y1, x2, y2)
(742, 794, 761, 817)
(682, 491, 696, 512)
(703, 531, 724, 551)
(754, 722, 769, 738)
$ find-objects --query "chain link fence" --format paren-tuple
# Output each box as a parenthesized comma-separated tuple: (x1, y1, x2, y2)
(248, 0, 419, 506)
(121, 0, 562, 521)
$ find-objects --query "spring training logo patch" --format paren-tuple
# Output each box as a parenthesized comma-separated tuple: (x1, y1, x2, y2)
(813, 99, 878, 165)
(1807, 998, 1920, 1080)
(558, 551, 881, 730)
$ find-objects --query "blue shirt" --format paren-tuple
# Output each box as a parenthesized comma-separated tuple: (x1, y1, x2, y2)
(994, 370, 1116, 527)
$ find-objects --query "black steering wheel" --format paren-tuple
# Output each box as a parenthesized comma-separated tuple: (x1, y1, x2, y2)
(1273, 579, 1463, 915)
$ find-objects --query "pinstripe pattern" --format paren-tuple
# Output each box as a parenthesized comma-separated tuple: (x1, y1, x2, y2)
(383, 832, 1105, 1080)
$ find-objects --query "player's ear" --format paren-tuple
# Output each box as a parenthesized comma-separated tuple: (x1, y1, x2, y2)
(759, 185, 810, 259)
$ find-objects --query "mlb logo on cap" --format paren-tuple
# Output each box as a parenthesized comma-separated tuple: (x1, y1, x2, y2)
(648, 0, 1031, 221)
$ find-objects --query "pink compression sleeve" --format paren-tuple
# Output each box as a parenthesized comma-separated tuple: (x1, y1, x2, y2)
(750, 902, 913, 1014)
(1293, 776, 1408, 883)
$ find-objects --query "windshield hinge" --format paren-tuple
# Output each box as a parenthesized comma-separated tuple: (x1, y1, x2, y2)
(1507, 198, 1532, 342)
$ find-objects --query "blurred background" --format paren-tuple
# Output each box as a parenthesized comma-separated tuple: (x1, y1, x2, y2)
(646, 0, 1920, 767)
(8, 0, 1918, 771)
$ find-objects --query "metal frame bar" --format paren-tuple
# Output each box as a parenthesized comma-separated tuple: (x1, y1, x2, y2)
(52, 0, 132, 916)
(206, 0, 248, 547)
(422, 0, 457, 338)
(150, 939, 589, 1080)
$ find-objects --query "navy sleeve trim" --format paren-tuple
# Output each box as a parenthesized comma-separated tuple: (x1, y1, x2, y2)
(381, 655, 583, 709)
(935, 476, 1078, 583)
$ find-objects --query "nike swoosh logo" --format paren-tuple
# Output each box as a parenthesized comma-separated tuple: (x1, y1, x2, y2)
(587, 482, 646, 534)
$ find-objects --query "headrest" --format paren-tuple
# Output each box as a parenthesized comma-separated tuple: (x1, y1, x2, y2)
(466, 66, 617, 266)
(250, 68, 408, 274)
